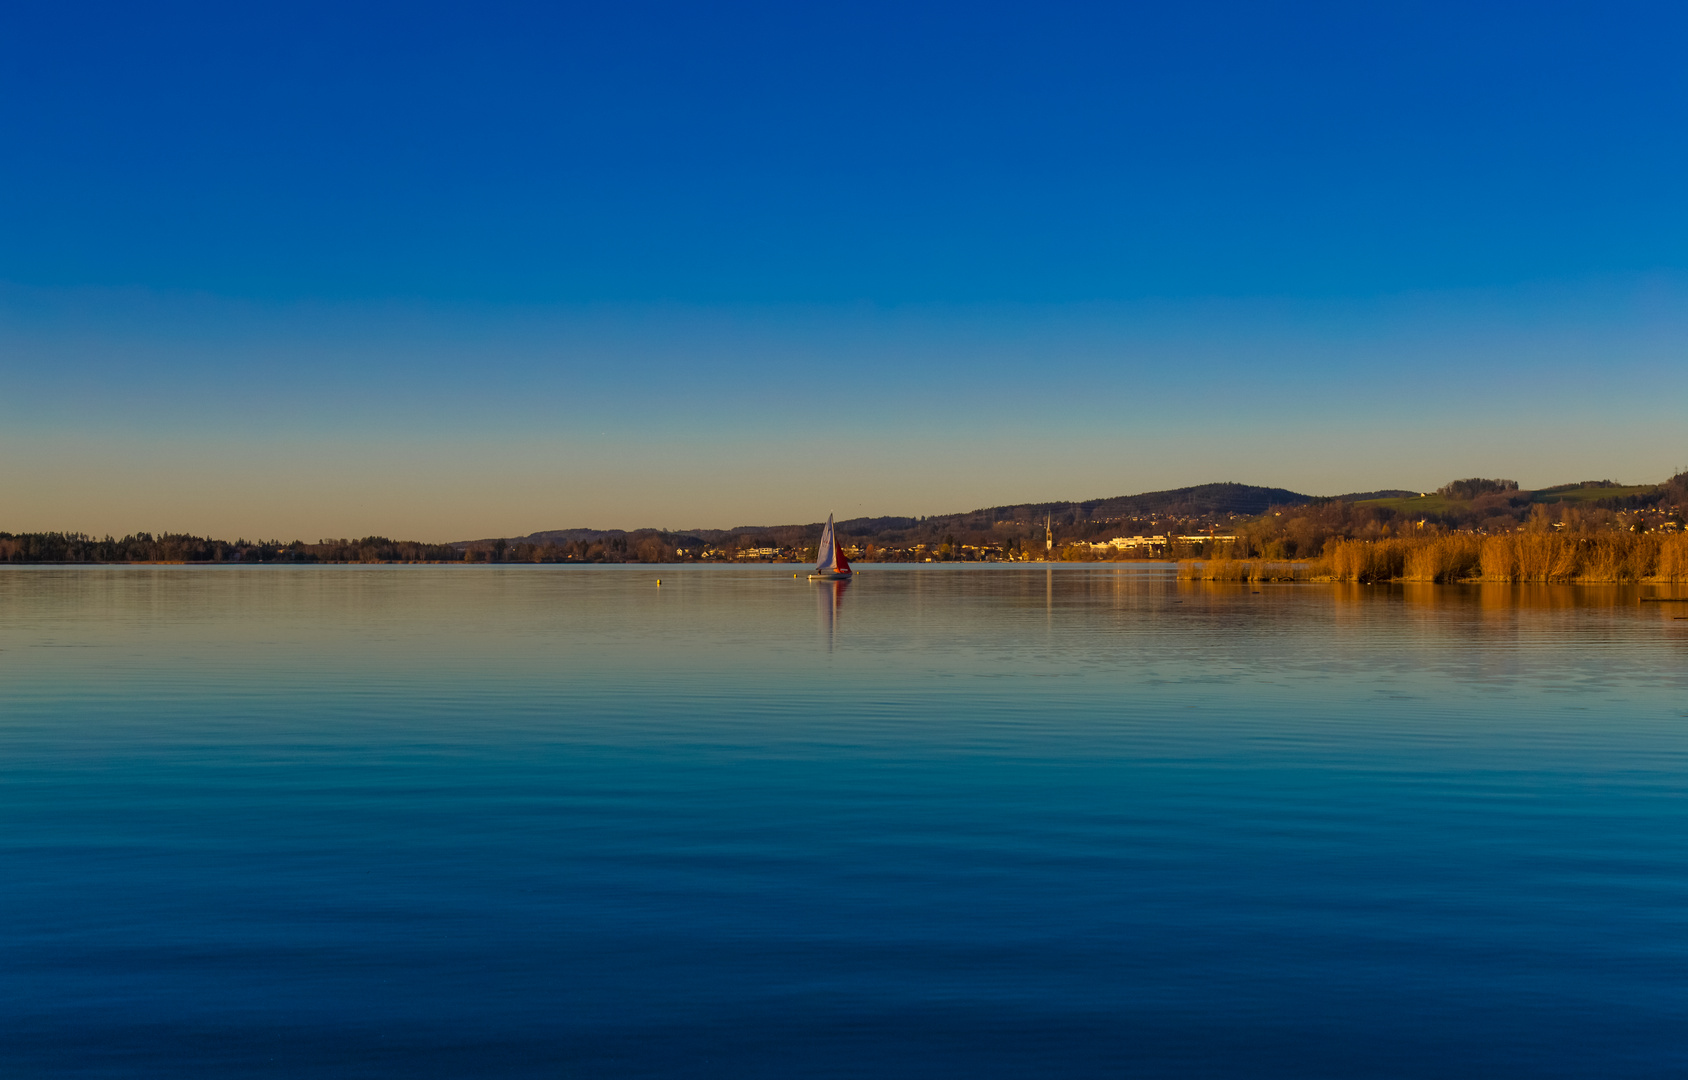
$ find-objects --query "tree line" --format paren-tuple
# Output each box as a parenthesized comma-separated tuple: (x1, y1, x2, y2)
(0, 530, 711, 564)
(0, 533, 464, 564)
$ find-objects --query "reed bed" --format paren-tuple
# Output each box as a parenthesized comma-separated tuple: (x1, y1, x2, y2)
(1177, 559, 1316, 582)
(1321, 531, 1688, 583)
(1401, 535, 1483, 583)
(1322, 538, 1408, 583)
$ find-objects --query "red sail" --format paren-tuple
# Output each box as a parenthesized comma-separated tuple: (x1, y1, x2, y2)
(834, 545, 851, 573)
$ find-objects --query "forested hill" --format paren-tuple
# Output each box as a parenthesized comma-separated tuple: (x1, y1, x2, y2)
(480, 482, 1318, 550)
(981, 482, 1314, 523)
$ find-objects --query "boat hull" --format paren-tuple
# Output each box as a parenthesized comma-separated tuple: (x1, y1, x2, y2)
(808, 571, 852, 580)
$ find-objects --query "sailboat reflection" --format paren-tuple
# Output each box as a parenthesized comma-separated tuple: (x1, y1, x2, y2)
(817, 575, 851, 651)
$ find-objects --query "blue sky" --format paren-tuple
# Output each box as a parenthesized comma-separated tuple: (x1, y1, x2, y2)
(3, 2, 1686, 538)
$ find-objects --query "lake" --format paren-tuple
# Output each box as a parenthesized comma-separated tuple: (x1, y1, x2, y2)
(3, 564, 1685, 1077)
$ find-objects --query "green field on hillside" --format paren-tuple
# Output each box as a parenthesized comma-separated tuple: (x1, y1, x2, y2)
(1529, 483, 1656, 504)
(1354, 493, 1453, 514)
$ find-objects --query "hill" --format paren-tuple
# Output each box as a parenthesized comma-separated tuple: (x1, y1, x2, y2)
(5, 476, 1683, 565)
(454, 473, 1688, 563)
(465, 482, 1316, 554)
(988, 482, 1314, 522)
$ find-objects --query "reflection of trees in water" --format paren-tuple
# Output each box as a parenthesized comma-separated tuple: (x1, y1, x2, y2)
(1322, 579, 1688, 613)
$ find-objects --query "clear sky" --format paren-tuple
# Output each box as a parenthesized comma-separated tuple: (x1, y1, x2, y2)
(3, 2, 1686, 539)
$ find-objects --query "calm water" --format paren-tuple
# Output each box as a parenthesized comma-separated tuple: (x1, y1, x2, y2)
(3, 565, 1686, 1077)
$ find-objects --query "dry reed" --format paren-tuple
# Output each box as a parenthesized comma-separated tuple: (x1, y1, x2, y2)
(1321, 531, 1688, 583)
(1400, 535, 1482, 583)
(1177, 559, 1314, 582)
(1322, 538, 1408, 583)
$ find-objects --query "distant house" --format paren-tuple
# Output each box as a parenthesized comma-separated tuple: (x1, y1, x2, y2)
(1089, 534, 1237, 554)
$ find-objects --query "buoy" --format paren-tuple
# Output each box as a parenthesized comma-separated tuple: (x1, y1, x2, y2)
(656, 579, 662, 586)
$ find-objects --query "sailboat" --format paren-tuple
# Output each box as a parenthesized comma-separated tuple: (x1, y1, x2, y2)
(807, 513, 854, 581)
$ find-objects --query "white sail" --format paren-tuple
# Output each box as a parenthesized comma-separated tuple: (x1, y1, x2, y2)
(814, 514, 836, 574)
